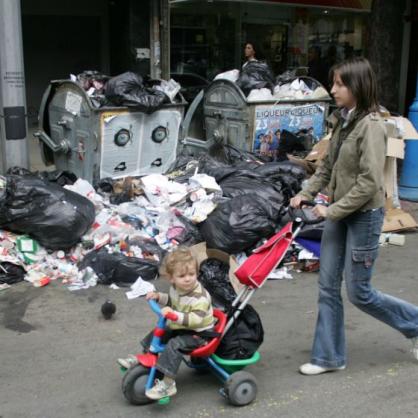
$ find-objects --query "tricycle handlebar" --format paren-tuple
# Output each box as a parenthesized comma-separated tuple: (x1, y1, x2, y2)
(148, 299, 178, 321)
(148, 299, 162, 315)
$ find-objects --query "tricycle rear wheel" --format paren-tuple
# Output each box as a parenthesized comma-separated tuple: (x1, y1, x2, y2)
(224, 371, 257, 406)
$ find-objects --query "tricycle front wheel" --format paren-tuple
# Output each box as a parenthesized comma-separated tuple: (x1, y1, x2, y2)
(121, 365, 153, 405)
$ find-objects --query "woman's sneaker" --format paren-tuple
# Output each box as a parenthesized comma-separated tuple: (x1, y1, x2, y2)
(299, 363, 346, 375)
(117, 354, 139, 369)
(145, 379, 177, 400)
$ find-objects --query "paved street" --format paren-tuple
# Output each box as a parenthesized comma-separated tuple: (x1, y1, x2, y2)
(1, 207, 418, 418)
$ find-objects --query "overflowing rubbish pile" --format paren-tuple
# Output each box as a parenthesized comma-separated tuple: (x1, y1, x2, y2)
(0, 150, 325, 293)
(70, 70, 181, 112)
(215, 64, 330, 101)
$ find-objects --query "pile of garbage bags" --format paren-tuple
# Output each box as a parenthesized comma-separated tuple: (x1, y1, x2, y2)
(71, 70, 181, 113)
(0, 151, 309, 291)
(215, 65, 330, 101)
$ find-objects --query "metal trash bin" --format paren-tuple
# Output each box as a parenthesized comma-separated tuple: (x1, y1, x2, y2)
(35, 80, 186, 184)
(181, 78, 331, 157)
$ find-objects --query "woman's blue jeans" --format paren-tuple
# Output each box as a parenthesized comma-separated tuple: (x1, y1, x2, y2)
(311, 207, 418, 368)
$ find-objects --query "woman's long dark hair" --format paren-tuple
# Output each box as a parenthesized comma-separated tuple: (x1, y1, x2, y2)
(330, 57, 379, 114)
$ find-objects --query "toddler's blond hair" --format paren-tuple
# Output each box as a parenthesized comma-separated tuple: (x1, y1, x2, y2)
(159, 246, 198, 279)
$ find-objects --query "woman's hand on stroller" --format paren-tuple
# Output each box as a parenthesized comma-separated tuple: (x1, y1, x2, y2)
(288, 198, 325, 224)
(312, 204, 328, 218)
(289, 195, 304, 208)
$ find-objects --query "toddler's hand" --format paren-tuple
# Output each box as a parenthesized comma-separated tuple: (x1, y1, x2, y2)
(146, 291, 159, 301)
(161, 306, 174, 316)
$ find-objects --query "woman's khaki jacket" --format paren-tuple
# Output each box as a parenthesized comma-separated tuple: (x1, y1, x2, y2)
(298, 110, 386, 220)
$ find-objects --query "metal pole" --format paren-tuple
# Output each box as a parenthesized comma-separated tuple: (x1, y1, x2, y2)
(150, 0, 162, 79)
(0, 0, 29, 173)
(160, 0, 170, 80)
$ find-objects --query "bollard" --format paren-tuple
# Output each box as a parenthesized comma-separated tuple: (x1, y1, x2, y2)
(399, 73, 418, 202)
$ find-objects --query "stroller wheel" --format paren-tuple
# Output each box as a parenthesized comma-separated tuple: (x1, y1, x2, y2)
(121, 365, 153, 405)
(224, 371, 257, 406)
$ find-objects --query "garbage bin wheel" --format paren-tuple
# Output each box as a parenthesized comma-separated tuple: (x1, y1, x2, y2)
(121, 365, 154, 405)
(40, 142, 55, 166)
(224, 371, 257, 406)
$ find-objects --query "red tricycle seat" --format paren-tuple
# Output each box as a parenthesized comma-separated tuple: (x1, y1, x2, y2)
(189, 309, 227, 358)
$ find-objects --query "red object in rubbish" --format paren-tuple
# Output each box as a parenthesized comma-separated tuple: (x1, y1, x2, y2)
(234, 222, 294, 288)
(34, 277, 51, 287)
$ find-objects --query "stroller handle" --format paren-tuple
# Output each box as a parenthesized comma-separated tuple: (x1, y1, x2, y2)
(288, 200, 324, 225)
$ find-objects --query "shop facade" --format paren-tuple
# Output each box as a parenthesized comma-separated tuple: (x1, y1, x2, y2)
(169, 0, 372, 86)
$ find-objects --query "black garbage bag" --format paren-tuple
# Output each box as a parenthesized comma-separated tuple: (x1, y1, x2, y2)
(237, 61, 275, 96)
(218, 172, 284, 207)
(198, 156, 238, 183)
(0, 262, 25, 285)
(173, 214, 204, 246)
(253, 160, 306, 180)
(199, 194, 278, 253)
(78, 248, 158, 286)
(127, 236, 167, 263)
(0, 175, 95, 250)
(276, 129, 309, 161)
(198, 258, 236, 309)
(40, 170, 78, 187)
(105, 72, 168, 113)
(216, 304, 264, 360)
(6, 166, 34, 176)
(7, 166, 79, 187)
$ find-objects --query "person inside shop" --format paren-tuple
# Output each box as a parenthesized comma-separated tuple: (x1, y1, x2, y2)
(290, 56, 418, 376)
(242, 42, 261, 69)
(307, 46, 327, 87)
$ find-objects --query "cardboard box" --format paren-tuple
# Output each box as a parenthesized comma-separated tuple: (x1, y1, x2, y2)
(392, 116, 418, 140)
(382, 207, 417, 232)
(382, 116, 418, 232)
(190, 242, 244, 294)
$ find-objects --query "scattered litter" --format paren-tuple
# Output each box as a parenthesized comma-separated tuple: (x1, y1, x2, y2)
(125, 276, 155, 299)
(67, 267, 98, 291)
(268, 266, 293, 280)
(380, 233, 406, 247)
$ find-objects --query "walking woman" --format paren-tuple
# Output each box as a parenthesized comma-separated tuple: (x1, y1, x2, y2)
(290, 57, 418, 375)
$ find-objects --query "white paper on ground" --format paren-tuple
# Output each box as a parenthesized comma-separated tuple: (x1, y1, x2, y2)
(268, 266, 293, 280)
(126, 276, 155, 299)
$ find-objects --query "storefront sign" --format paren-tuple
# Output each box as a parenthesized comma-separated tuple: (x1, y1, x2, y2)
(253, 102, 327, 157)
